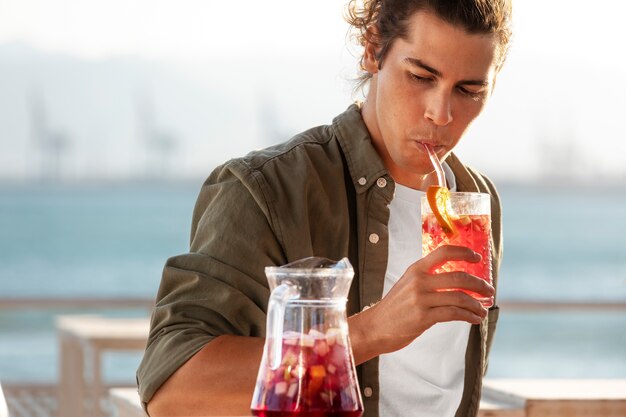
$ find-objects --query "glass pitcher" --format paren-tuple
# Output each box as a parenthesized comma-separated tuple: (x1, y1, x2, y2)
(250, 257, 363, 417)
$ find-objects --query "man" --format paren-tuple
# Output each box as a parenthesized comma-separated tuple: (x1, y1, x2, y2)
(137, 1, 511, 416)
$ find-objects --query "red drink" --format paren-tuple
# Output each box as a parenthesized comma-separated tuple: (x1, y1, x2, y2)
(251, 331, 363, 417)
(422, 213, 492, 305)
(252, 411, 362, 417)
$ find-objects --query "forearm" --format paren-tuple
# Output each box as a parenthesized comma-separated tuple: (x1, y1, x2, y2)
(348, 303, 396, 365)
(147, 335, 264, 417)
(349, 311, 380, 365)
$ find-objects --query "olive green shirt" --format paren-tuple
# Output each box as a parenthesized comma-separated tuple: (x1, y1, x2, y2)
(137, 104, 503, 417)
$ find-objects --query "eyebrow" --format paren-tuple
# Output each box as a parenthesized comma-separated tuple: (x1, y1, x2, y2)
(403, 57, 489, 87)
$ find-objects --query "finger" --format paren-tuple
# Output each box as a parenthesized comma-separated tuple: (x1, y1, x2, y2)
(423, 290, 488, 318)
(430, 271, 495, 297)
(426, 305, 484, 326)
(416, 245, 481, 274)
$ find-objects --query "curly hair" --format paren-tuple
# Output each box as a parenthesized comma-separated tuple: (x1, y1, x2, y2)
(345, 0, 513, 90)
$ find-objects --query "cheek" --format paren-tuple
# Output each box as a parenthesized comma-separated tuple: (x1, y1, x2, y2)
(456, 100, 486, 125)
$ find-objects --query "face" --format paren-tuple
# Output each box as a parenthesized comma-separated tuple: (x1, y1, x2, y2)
(361, 10, 500, 190)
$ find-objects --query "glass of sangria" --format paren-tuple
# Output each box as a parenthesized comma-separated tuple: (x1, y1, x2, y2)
(421, 192, 493, 307)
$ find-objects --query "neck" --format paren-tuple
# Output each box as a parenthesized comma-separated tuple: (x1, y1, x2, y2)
(392, 170, 441, 191)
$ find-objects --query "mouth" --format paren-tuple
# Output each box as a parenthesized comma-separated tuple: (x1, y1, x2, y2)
(413, 140, 447, 154)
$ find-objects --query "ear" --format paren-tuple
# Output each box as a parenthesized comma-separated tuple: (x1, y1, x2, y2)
(362, 30, 380, 74)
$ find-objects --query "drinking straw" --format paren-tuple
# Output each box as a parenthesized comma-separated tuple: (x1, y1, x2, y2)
(423, 144, 446, 187)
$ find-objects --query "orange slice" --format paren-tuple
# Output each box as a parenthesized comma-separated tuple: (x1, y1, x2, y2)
(426, 185, 457, 236)
(307, 365, 327, 395)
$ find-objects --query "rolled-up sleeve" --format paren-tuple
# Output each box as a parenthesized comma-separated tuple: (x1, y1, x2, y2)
(136, 161, 287, 406)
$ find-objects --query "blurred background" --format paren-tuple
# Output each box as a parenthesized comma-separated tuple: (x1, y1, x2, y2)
(1, 0, 625, 415)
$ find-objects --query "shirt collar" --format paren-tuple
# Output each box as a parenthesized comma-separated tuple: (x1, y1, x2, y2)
(445, 153, 480, 192)
(332, 104, 389, 194)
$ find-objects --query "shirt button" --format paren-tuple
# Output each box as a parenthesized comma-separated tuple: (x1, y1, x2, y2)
(368, 233, 379, 244)
(376, 177, 387, 188)
(364, 386, 373, 398)
(358, 177, 367, 186)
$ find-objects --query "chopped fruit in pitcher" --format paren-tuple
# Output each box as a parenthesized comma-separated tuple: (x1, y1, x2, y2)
(251, 330, 363, 416)
(313, 340, 330, 356)
(287, 382, 298, 398)
(326, 328, 344, 346)
(300, 335, 315, 347)
(307, 365, 326, 395)
(308, 329, 325, 338)
(284, 365, 293, 381)
(275, 381, 288, 395)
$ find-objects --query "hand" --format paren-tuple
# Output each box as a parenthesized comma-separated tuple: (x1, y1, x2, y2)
(349, 245, 494, 362)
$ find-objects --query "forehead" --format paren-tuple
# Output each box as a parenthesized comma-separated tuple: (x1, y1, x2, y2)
(395, 10, 499, 79)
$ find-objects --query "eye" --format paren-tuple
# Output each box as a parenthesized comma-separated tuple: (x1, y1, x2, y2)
(409, 73, 433, 83)
(458, 86, 485, 101)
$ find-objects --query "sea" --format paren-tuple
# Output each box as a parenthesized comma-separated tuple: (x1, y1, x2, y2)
(0, 181, 625, 384)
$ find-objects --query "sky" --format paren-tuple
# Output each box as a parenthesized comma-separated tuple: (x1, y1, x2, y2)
(0, 0, 625, 183)
(1, 0, 624, 63)
(0, 0, 347, 60)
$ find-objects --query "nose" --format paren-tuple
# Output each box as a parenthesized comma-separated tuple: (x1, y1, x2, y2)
(424, 91, 453, 126)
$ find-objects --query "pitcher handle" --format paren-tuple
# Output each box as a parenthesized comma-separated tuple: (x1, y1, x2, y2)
(267, 282, 298, 369)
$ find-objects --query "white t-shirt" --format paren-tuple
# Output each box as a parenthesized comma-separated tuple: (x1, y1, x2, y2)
(379, 163, 471, 417)
(0, 382, 7, 417)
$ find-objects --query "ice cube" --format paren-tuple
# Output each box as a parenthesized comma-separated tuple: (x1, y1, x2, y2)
(308, 328, 326, 339)
(313, 340, 330, 356)
(283, 331, 300, 345)
(300, 335, 315, 347)
(459, 216, 471, 225)
(281, 349, 297, 366)
(292, 365, 306, 379)
(275, 381, 287, 395)
(326, 328, 345, 346)
(287, 382, 298, 398)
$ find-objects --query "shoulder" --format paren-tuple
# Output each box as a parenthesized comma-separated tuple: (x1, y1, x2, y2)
(192, 123, 345, 236)
(447, 153, 500, 206)
(235, 124, 339, 173)
(210, 123, 345, 200)
(465, 166, 500, 199)
(464, 165, 502, 220)
(203, 123, 338, 186)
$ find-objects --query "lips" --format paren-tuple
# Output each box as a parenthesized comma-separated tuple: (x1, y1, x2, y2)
(414, 140, 446, 153)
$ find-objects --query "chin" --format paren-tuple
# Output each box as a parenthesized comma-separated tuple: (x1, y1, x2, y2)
(400, 162, 433, 177)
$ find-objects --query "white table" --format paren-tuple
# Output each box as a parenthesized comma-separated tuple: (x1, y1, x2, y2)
(109, 387, 146, 417)
(107, 380, 527, 417)
(56, 315, 150, 417)
(482, 379, 626, 417)
(107, 377, 626, 416)
(109, 387, 253, 417)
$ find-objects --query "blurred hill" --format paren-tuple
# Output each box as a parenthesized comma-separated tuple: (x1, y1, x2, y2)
(0, 42, 234, 181)
(0, 42, 351, 182)
(1, 41, 625, 187)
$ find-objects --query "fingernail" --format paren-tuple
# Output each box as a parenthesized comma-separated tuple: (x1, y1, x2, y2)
(473, 251, 482, 261)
